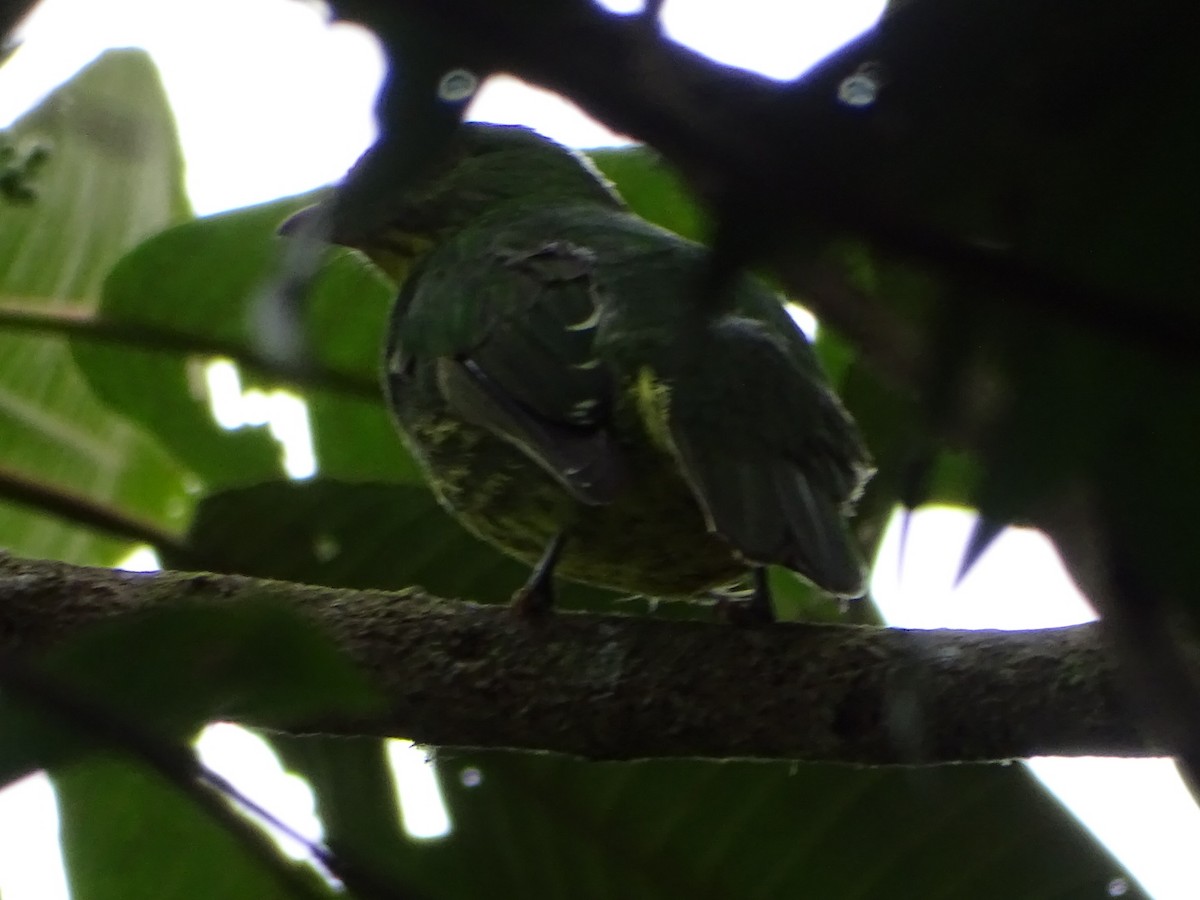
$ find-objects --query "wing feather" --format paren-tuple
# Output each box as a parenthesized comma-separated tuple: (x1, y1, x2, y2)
(398, 237, 624, 505)
(661, 315, 871, 597)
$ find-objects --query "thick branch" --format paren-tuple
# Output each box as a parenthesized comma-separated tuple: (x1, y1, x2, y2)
(332, 0, 1200, 372)
(1, 553, 1152, 764)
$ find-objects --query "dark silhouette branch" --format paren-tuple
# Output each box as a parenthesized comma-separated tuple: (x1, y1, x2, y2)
(0, 464, 193, 559)
(328, 0, 1200, 370)
(0, 302, 376, 399)
(1037, 489, 1200, 798)
(772, 255, 921, 387)
(0, 553, 1154, 764)
(0, 1, 36, 48)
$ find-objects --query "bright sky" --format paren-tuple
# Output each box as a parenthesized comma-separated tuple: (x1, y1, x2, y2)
(2, 0, 1199, 898)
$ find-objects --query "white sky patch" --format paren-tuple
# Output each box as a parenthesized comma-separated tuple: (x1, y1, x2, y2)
(468, 76, 629, 148)
(115, 545, 163, 572)
(1, 0, 385, 216)
(592, 0, 887, 80)
(786, 303, 818, 341)
(594, 0, 646, 14)
(1030, 757, 1200, 900)
(0, 774, 69, 900)
(470, 0, 888, 146)
(662, 0, 886, 80)
(874, 507, 1200, 896)
(872, 506, 1097, 631)
(386, 741, 452, 840)
(203, 358, 317, 480)
(194, 723, 325, 863)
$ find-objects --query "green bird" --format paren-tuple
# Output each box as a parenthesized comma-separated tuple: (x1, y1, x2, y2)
(288, 123, 873, 618)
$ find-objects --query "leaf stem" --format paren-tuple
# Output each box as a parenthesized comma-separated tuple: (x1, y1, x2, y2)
(0, 464, 193, 561)
(0, 302, 377, 399)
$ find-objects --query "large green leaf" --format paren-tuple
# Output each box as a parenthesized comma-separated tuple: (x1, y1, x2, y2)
(589, 146, 706, 243)
(0, 600, 382, 786)
(372, 751, 1143, 900)
(172, 472, 1142, 898)
(269, 734, 415, 894)
(56, 756, 335, 900)
(0, 49, 192, 563)
(178, 478, 616, 607)
(72, 193, 417, 489)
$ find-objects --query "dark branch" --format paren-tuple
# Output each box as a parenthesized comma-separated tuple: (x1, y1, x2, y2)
(0, 553, 1154, 764)
(0, 0, 36, 47)
(0, 302, 376, 400)
(332, 0, 1200, 369)
(0, 464, 192, 560)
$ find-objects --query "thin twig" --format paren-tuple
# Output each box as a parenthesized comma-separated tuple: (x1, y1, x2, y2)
(0, 303, 377, 400)
(0, 464, 193, 561)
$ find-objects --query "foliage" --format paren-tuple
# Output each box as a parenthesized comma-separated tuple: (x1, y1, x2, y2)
(0, 0, 1189, 890)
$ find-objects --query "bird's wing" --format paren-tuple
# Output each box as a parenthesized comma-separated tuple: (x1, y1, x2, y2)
(394, 236, 623, 506)
(644, 314, 872, 597)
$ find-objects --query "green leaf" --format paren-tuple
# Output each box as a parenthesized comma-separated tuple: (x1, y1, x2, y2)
(55, 755, 334, 900)
(72, 192, 416, 489)
(0, 49, 192, 563)
(378, 751, 1144, 900)
(178, 477, 615, 608)
(588, 146, 707, 243)
(307, 390, 422, 484)
(765, 566, 855, 624)
(270, 734, 414, 889)
(0, 600, 381, 786)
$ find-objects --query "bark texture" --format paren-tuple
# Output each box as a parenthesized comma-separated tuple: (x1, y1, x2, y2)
(0, 552, 1153, 763)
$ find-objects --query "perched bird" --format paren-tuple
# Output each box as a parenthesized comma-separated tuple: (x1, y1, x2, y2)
(286, 123, 873, 618)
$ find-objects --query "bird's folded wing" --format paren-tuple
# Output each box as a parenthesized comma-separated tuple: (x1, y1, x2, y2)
(410, 239, 624, 505)
(658, 316, 871, 597)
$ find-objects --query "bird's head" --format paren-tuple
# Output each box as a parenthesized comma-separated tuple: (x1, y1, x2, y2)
(280, 123, 623, 274)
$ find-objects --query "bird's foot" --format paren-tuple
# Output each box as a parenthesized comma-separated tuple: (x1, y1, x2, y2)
(713, 568, 775, 625)
(511, 580, 556, 618)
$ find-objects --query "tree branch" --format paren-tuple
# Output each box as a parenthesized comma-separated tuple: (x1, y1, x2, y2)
(0, 553, 1153, 764)
(331, 0, 1200, 371)
(0, 302, 376, 399)
(0, 1, 37, 48)
(0, 464, 192, 559)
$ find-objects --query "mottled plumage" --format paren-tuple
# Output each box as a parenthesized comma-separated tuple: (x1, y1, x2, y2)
(294, 124, 873, 610)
